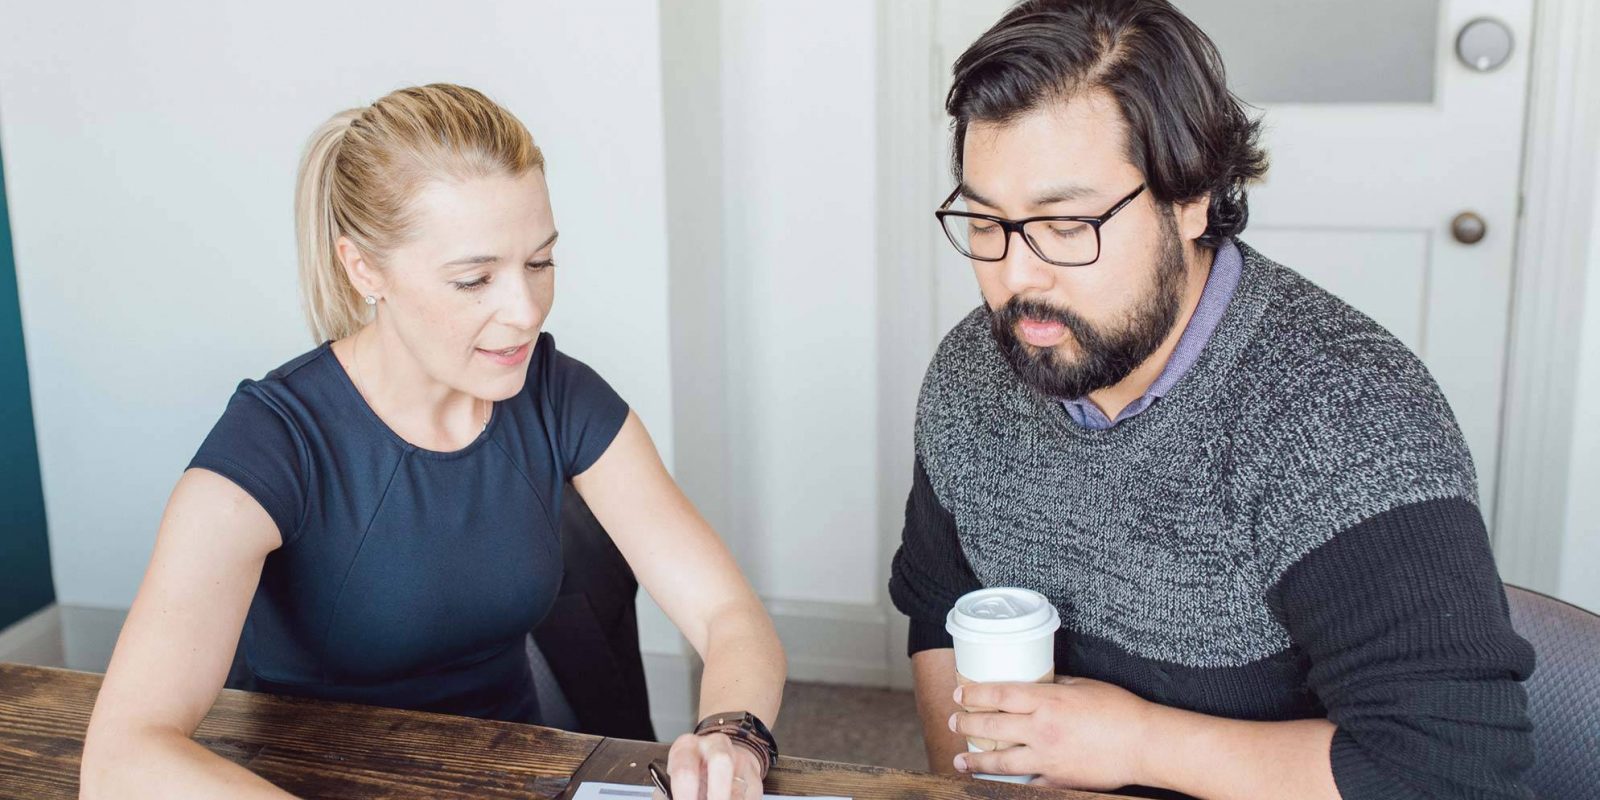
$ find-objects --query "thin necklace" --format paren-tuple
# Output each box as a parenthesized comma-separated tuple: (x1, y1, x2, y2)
(351, 332, 489, 435)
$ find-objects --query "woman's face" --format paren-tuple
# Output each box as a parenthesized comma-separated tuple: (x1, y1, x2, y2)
(360, 168, 557, 401)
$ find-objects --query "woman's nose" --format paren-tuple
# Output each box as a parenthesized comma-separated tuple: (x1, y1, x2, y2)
(496, 274, 542, 329)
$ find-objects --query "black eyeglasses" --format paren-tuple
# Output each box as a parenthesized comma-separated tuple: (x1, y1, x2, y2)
(935, 184, 1146, 267)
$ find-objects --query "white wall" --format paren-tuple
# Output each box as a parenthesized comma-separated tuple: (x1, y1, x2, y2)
(1557, 157, 1600, 613)
(0, 0, 675, 608)
(715, 2, 881, 606)
(657, 1, 896, 686)
(662, 0, 733, 555)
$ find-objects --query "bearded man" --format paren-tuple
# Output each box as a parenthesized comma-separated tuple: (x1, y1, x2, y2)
(888, 2, 1535, 798)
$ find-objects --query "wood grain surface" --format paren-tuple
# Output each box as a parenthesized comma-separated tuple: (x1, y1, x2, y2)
(0, 662, 1129, 800)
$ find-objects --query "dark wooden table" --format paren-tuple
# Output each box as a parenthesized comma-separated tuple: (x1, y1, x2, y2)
(0, 662, 1130, 799)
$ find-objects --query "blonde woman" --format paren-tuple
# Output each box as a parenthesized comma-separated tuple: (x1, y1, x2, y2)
(80, 84, 785, 800)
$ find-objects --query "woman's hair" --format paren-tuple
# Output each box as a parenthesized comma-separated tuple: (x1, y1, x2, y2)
(947, 0, 1267, 249)
(294, 83, 545, 342)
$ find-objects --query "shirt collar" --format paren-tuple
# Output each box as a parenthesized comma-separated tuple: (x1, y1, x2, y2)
(1061, 239, 1243, 427)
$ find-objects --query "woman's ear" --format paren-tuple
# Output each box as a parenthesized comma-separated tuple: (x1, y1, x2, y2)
(336, 236, 384, 300)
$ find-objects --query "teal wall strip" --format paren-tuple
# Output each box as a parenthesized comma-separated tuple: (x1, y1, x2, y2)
(0, 139, 55, 629)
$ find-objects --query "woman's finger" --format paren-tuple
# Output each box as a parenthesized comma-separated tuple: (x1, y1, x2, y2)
(699, 733, 736, 800)
(667, 733, 702, 800)
(734, 747, 764, 800)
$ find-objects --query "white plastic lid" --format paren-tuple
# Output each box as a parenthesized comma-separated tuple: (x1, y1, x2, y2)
(945, 587, 1061, 643)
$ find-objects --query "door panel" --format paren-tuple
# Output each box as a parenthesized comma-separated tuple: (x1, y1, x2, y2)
(1183, 0, 1441, 104)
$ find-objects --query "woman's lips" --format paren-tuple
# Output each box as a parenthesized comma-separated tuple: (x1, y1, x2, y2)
(476, 342, 531, 366)
(1016, 318, 1069, 348)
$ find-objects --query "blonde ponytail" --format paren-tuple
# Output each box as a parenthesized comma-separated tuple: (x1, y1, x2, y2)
(291, 85, 545, 343)
(295, 109, 364, 343)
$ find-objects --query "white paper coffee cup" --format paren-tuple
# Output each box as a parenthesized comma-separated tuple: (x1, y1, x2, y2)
(946, 587, 1060, 784)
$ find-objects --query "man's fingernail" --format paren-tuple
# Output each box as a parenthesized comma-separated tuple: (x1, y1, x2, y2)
(953, 753, 968, 772)
(952, 686, 963, 704)
(947, 713, 958, 732)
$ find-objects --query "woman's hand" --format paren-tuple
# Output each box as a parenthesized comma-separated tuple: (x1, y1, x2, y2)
(658, 731, 765, 800)
(949, 676, 1156, 791)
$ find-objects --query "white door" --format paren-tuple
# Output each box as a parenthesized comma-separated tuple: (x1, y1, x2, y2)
(929, 0, 1531, 525)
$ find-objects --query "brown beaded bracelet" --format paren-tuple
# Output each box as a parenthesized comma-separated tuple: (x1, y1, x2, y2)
(694, 711, 778, 779)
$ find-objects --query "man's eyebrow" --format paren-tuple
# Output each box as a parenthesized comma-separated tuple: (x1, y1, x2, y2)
(440, 231, 559, 269)
(958, 183, 1100, 210)
(957, 183, 1000, 209)
(1031, 183, 1100, 205)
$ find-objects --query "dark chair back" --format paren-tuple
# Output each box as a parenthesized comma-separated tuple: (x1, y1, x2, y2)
(531, 486, 656, 740)
(1504, 584, 1600, 800)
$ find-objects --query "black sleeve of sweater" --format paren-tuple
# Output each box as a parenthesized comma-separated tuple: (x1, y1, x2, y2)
(1267, 497, 1536, 800)
(888, 455, 981, 657)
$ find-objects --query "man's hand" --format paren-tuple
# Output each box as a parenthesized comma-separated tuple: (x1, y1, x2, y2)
(950, 676, 1156, 791)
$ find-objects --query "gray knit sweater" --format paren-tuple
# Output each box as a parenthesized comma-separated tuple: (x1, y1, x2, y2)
(891, 240, 1535, 799)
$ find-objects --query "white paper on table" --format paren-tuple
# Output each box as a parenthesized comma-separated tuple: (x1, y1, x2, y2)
(565, 780, 850, 800)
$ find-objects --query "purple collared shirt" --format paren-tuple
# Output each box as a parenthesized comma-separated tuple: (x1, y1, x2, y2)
(1062, 240, 1243, 430)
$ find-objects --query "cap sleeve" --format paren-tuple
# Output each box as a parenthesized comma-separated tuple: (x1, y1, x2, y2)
(187, 386, 309, 544)
(544, 342, 629, 477)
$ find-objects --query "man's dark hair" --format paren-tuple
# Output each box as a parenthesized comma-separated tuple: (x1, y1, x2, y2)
(947, 0, 1268, 249)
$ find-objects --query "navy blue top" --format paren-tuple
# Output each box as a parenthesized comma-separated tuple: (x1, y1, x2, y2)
(189, 333, 628, 724)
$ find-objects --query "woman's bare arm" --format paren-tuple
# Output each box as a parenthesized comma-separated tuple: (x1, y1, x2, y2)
(80, 469, 294, 799)
(573, 412, 785, 724)
(573, 411, 785, 800)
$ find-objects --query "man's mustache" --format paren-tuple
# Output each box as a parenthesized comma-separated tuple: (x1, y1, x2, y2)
(993, 296, 1091, 335)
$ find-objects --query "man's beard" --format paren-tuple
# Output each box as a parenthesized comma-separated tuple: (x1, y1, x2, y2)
(988, 219, 1188, 400)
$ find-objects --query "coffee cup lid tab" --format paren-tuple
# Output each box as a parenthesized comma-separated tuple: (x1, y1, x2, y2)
(946, 587, 1061, 640)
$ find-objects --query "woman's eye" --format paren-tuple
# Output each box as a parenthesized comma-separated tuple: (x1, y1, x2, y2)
(453, 260, 554, 290)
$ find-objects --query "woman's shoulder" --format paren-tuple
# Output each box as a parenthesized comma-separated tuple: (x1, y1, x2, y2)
(522, 332, 618, 406)
(517, 332, 630, 476)
(220, 342, 366, 436)
(190, 343, 340, 544)
(263, 341, 337, 381)
(201, 342, 354, 465)
(237, 342, 338, 401)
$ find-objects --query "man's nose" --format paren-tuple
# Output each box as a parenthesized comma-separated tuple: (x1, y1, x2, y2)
(996, 230, 1053, 296)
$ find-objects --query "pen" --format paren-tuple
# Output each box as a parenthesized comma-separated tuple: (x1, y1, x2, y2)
(647, 758, 673, 799)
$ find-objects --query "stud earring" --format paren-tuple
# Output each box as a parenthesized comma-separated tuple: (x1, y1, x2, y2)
(364, 295, 377, 306)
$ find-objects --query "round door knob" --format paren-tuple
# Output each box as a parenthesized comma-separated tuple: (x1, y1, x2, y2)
(1457, 18, 1514, 73)
(1451, 212, 1487, 245)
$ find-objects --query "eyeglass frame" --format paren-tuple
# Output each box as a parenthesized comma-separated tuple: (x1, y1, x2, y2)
(934, 183, 1147, 267)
